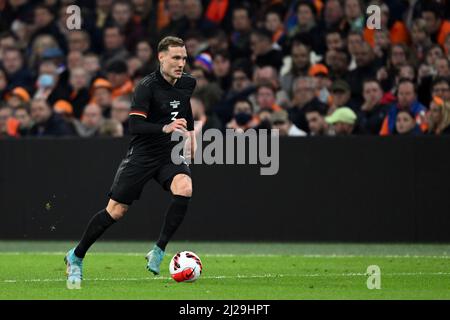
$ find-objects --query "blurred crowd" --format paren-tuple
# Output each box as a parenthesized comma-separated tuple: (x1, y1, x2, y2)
(1, 0, 450, 138)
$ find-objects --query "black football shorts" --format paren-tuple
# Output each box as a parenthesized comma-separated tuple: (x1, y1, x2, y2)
(108, 154, 191, 205)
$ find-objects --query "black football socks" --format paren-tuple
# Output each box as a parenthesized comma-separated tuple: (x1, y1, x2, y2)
(156, 195, 191, 251)
(74, 209, 116, 258)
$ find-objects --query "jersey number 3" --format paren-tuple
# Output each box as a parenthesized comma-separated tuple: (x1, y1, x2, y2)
(171, 111, 179, 121)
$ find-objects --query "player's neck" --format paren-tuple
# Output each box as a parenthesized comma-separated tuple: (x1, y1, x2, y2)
(160, 68, 178, 86)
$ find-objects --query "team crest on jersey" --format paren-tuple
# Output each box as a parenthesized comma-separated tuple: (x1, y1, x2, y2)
(170, 100, 180, 109)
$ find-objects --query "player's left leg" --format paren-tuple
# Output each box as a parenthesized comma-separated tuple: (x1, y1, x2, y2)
(146, 173, 192, 275)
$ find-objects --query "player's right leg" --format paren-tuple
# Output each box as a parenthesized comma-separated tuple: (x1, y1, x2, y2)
(65, 199, 128, 289)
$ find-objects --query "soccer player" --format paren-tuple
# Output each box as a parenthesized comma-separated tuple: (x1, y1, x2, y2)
(64, 36, 197, 288)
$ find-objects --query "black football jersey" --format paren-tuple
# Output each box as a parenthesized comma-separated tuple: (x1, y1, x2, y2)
(128, 70, 196, 157)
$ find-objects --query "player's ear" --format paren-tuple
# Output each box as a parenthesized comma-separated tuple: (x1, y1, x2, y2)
(158, 51, 165, 63)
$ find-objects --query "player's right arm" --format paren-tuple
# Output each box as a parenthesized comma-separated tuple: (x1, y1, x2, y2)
(128, 81, 187, 134)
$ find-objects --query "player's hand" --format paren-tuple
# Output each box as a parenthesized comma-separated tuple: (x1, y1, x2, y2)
(163, 118, 187, 133)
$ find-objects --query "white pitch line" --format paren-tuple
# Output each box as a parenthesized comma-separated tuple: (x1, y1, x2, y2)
(3, 272, 450, 284)
(0, 252, 450, 259)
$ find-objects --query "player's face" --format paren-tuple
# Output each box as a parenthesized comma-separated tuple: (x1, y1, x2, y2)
(159, 46, 187, 80)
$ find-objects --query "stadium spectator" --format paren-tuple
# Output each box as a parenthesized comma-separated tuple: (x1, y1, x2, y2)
(73, 103, 103, 138)
(421, 2, 450, 47)
(329, 79, 355, 112)
(305, 104, 329, 136)
(2, 47, 33, 90)
(98, 119, 124, 137)
(110, 0, 145, 52)
(270, 109, 306, 137)
(29, 98, 72, 137)
(227, 98, 258, 132)
(135, 39, 158, 72)
(358, 79, 390, 135)
(431, 77, 450, 102)
(91, 78, 113, 118)
(250, 28, 283, 71)
(190, 94, 223, 133)
(5, 86, 30, 109)
(212, 50, 232, 92)
(106, 60, 134, 99)
(325, 49, 351, 81)
(0, 66, 8, 100)
(264, 8, 287, 49)
(0, 106, 15, 138)
(280, 42, 311, 97)
(14, 106, 33, 137)
(395, 110, 423, 136)
(255, 82, 282, 113)
(309, 63, 332, 105)
(68, 67, 90, 119)
(101, 25, 130, 67)
(66, 30, 91, 54)
(159, 0, 188, 40)
(325, 29, 345, 51)
(289, 76, 327, 133)
(111, 95, 131, 135)
(325, 106, 358, 136)
(428, 96, 450, 135)
(230, 5, 253, 60)
(380, 79, 428, 135)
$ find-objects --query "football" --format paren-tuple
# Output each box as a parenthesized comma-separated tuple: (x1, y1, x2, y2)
(169, 251, 203, 282)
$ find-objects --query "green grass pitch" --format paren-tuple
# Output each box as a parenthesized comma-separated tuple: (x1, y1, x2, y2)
(1, 241, 449, 299)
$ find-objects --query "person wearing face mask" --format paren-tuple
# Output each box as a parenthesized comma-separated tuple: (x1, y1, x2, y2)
(226, 98, 258, 132)
(34, 60, 70, 105)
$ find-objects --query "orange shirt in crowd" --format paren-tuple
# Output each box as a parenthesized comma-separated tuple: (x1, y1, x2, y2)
(364, 21, 410, 47)
(112, 80, 134, 99)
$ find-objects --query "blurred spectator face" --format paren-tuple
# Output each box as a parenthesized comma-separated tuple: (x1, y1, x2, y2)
(107, 71, 128, 89)
(190, 68, 208, 88)
(232, 8, 251, 32)
(396, 111, 415, 134)
(30, 99, 52, 124)
(67, 50, 84, 70)
(363, 81, 383, 105)
(32, 34, 58, 57)
(265, 12, 283, 33)
(112, 2, 132, 27)
(297, 4, 315, 28)
(97, 0, 113, 11)
(354, 43, 374, 67)
(190, 97, 206, 121)
(432, 81, 450, 101)
(83, 55, 100, 76)
(38, 61, 57, 80)
(326, 50, 349, 74)
(3, 49, 23, 74)
(0, 34, 15, 59)
(345, 0, 362, 20)
(254, 66, 278, 88)
(104, 27, 124, 50)
(136, 41, 153, 64)
(422, 11, 441, 34)
(69, 67, 89, 91)
(272, 118, 290, 136)
(331, 88, 350, 107)
(374, 30, 390, 50)
(391, 45, 407, 68)
(398, 65, 415, 81)
(14, 108, 32, 128)
(324, 0, 344, 26)
(445, 34, 450, 57)
(67, 31, 90, 52)
(306, 111, 327, 135)
(0, 69, 7, 91)
(234, 100, 252, 115)
(334, 122, 354, 135)
(167, 0, 184, 20)
(111, 98, 131, 123)
(397, 82, 416, 109)
(127, 57, 143, 77)
(293, 77, 316, 107)
(256, 86, 276, 110)
(185, 37, 201, 59)
(184, 0, 202, 21)
(100, 119, 123, 137)
(435, 58, 450, 77)
(250, 33, 270, 56)
(0, 107, 12, 134)
(213, 54, 230, 78)
(326, 32, 344, 51)
(411, 20, 428, 44)
(426, 46, 444, 66)
(292, 44, 310, 70)
(347, 33, 363, 56)
(429, 100, 443, 125)
(207, 31, 229, 54)
(232, 70, 251, 92)
(93, 88, 112, 108)
(34, 7, 54, 28)
(82, 104, 103, 129)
